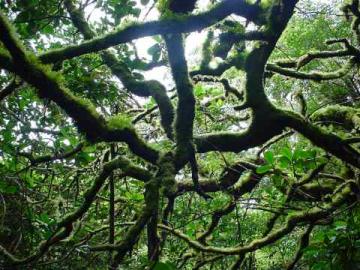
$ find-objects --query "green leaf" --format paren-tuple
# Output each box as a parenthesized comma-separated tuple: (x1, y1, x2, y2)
(313, 231, 325, 242)
(256, 164, 272, 174)
(281, 147, 292, 161)
(278, 156, 291, 169)
(264, 151, 274, 164)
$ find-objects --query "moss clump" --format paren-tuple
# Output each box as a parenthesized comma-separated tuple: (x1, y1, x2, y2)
(107, 114, 133, 130)
(26, 52, 66, 87)
(73, 97, 103, 120)
(233, 51, 248, 69)
(0, 46, 10, 56)
(310, 105, 360, 131)
(147, 80, 174, 140)
(200, 30, 214, 68)
(157, 152, 176, 196)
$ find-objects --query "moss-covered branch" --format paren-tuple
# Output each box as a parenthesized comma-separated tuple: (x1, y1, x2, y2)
(176, 160, 257, 194)
(195, 105, 360, 169)
(193, 255, 224, 270)
(194, 111, 284, 153)
(264, 163, 326, 235)
(274, 40, 357, 69)
(164, 33, 194, 162)
(111, 153, 175, 267)
(190, 52, 247, 78)
(193, 76, 244, 100)
(280, 109, 360, 168)
(342, 0, 360, 44)
(267, 58, 355, 82)
(39, 0, 265, 64)
(230, 254, 246, 270)
(0, 48, 14, 71)
(310, 105, 360, 131)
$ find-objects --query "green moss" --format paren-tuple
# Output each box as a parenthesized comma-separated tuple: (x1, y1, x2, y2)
(1, 13, 65, 87)
(0, 46, 9, 56)
(200, 31, 214, 69)
(310, 105, 360, 131)
(157, 152, 176, 196)
(74, 97, 102, 120)
(331, 185, 351, 206)
(228, 23, 245, 35)
(146, 80, 174, 140)
(116, 18, 140, 31)
(107, 114, 133, 130)
(0, 13, 26, 53)
(26, 52, 66, 86)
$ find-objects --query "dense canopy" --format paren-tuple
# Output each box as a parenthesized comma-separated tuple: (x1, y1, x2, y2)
(0, 0, 360, 269)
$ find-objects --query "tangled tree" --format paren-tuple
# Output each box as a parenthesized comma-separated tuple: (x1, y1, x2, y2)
(0, 0, 359, 269)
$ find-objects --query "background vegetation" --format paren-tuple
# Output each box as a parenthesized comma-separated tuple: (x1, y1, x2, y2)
(0, 0, 359, 269)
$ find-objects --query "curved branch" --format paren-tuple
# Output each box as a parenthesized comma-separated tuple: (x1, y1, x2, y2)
(176, 160, 257, 194)
(267, 58, 355, 81)
(194, 112, 284, 153)
(19, 142, 84, 165)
